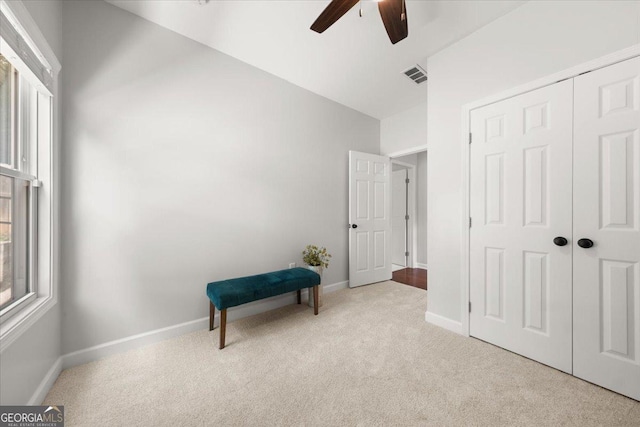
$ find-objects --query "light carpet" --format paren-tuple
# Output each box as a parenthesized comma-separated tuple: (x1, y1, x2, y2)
(45, 281, 640, 426)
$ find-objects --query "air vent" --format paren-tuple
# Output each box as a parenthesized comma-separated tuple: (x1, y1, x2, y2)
(403, 65, 427, 84)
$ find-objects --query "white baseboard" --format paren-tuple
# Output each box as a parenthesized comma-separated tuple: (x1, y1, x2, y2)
(61, 280, 349, 370)
(61, 316, 209, 369)
(28, 356, 62, 405)
(416, 263, 428, 270)
(425, 310, 465, 335)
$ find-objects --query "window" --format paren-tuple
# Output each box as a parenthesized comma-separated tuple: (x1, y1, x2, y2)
(0, 1, 59, 340)
(0, 53, 38, 319)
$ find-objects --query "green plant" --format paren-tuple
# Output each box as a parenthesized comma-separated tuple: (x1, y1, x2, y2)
(302, 245, 331, 269)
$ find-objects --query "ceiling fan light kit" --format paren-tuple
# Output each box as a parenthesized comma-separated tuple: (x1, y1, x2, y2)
(311, 0, 408, 45)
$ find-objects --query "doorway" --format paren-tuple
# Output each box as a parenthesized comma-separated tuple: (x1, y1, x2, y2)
(391, 163, 412, 271)
(390, 152, 427, 290)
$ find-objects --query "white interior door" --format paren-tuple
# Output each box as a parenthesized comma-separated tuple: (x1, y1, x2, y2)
(573, 56, 640, 401)
(392, 169, 407, 267)
(469, 80, 574, 373)
(349, 151, 392, 288)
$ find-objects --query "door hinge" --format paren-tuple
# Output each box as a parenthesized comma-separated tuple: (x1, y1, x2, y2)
(469, 302, 472, 313)
(405, 178, 410, 184)
(405, 214, 409, 220)
(405, 251, 409, 257)
(469, 217, 472, 228)
(469, 133, 472, 144)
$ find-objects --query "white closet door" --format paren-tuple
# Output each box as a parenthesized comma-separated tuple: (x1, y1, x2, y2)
(573, 56, 640, 401)
(470, 80, 574, 373)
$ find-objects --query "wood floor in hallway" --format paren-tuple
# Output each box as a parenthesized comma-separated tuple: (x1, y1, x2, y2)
(392, 268, 427, 290)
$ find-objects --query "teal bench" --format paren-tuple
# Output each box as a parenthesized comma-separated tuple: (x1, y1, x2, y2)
(206, 267, 321, 349)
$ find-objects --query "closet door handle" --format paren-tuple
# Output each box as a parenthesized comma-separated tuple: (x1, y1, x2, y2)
(553, 237, 568, 246)
(577, 238, 594, 249)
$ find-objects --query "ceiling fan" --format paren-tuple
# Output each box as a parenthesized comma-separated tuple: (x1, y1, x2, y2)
(310, 0, 408, 45)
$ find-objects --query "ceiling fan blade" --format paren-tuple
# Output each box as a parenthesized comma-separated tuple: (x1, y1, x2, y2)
(378, 0, 408, 44)
(310, 0, 360, 33)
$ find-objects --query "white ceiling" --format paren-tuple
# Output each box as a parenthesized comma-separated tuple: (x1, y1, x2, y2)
(106, 0, 524, 119)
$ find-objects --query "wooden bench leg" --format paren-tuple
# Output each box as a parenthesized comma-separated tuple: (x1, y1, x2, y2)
(313, 285, 319, 315)
(209, 301, 215, 331)
(219, 309, 227, 349)
(297, 289, 301, 304)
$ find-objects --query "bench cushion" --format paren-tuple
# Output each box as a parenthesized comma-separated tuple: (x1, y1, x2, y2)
(206, 267, 321, 310)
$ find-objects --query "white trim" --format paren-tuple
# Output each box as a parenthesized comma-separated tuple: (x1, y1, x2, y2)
(61, 280, 349, 370)
(386, 144, 428, 159)
(460, 44, 640, 340)
(425, 310, 464, 335)
(27, 356, 61, 405)
(61, 317, 209, 369)
(0, 0, 60, 73)
(460, 107, 471, 337)
(409, 165, 417, 269)
(416, 263, 428, 270)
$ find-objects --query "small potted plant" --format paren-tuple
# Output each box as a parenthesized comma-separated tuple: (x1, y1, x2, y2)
(302, 245, 331, 307)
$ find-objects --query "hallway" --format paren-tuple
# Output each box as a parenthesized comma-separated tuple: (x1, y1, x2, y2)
(392, 268, 427, 290)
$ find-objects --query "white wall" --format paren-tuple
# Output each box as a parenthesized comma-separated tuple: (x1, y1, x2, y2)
(392, 152, 427, 268)
(60, 0, 379, 354)
(416, 151, 427, 267)
(391, 169, 407, 266)
(380, 102, 427, 156)
(0, 0, 63, 405)
(392, 153, 417, 166)
(426, 1, 640, 324)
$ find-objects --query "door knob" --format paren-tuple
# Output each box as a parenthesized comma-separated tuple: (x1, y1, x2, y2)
(577, 238, 594, 248)
(351, 224, 358, 229)
(553, 237, 568, 246)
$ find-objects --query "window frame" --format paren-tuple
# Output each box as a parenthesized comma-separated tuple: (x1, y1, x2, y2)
(0, 0, 60, 351)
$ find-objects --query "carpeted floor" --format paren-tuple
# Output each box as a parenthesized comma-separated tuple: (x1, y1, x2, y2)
(45, 281, 640, 426)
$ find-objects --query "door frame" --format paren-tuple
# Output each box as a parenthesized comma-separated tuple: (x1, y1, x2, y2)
(390, 159, 417, 269)
(459, 44, 640, 337)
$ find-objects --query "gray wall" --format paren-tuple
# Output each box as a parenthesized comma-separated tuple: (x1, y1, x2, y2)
(0, 308, 60, 404)
(60, 0, 379, 354)
(0, 0, 63, 405)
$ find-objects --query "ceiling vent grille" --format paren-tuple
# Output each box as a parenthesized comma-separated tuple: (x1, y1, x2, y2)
(403, 65, 427, 84)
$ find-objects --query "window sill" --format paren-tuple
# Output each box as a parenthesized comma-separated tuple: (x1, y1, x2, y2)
(0, 294, 56, 352)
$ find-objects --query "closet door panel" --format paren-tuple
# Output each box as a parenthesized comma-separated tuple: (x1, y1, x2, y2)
(469, 79, 574, 373)
(573, 56, 640, 401)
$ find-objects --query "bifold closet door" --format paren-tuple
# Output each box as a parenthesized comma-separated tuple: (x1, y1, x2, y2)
(573, 56, 640, 401)
(469, 80, 574, 373)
